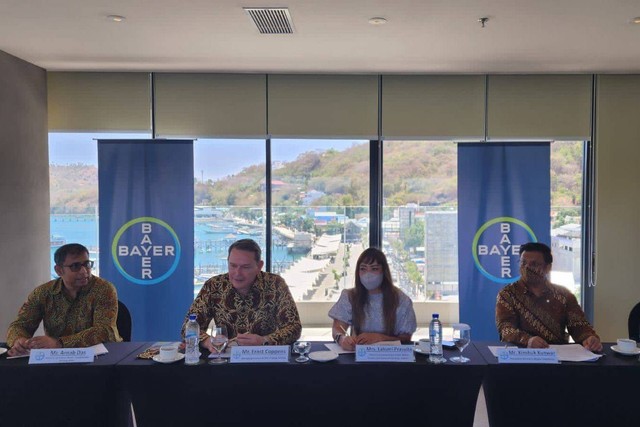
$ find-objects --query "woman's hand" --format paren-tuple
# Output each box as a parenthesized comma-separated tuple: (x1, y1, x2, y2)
(339, 335, 356, 351)
(354, 332, 388, 344)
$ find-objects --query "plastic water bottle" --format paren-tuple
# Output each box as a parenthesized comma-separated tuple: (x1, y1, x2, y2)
(429, 313, 445, 364)
(184, 314, 200, 365)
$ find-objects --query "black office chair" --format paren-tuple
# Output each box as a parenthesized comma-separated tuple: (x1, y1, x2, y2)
(628, 302, 640, 342)
(117, 300, 132, 342)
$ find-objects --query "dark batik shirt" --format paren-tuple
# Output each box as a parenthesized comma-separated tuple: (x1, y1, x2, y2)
(496, 280, 598, 346)
(7, 276, 122, 347)
(182, 271, 302, 345)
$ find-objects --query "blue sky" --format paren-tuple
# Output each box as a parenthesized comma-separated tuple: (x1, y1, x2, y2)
(49, 133, 364, 181)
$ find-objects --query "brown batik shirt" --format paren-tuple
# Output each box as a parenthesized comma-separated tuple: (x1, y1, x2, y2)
(7, 276, 122, 347)
(496, 280, 598, 346)
(182, 271, 302, 345)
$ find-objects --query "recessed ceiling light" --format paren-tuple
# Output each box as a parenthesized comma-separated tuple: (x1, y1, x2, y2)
(633, 17, 640, 24)
(107, 15, 126, 22)
(368, 17, 387, 25)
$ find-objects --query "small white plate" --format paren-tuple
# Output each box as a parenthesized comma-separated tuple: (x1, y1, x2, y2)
(611, 345, 640, 356)
(413, 347, 431, 355)
(0, 347, 7, 356)
(152, 353, 185, 364)
(308, 351, 339, 362)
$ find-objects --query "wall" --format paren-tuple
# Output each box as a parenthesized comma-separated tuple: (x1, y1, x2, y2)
(594, 75, 640, 341)
(6, 61, 639, 341)
(0, 51, 49, 336)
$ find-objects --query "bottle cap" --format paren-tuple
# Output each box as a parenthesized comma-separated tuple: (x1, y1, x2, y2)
(432, 313, 439, 318)
(189, 313, 197, 321)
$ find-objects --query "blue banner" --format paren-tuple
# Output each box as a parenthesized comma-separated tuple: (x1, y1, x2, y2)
(98, 140, 194, 341)
(458, 143, 550, 341)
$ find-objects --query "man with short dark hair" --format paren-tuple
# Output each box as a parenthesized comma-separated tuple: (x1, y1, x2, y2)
(496, 242, 602, 351)
(6, 243, 121, 356)
(182, 238, 301, 351)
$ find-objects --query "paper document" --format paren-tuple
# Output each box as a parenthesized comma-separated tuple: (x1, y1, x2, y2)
(325, 340, 402, 354)
(90, 343, 109, 356)
(489, 344, 602, 362)
(325, 343, 353, 354)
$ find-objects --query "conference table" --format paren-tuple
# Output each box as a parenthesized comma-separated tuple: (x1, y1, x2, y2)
(0, 341, 146, 427)
(476, 341, 640, 427)
(117, 341, 486, 427)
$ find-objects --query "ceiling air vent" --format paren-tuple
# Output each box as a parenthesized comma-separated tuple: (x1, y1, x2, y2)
(244, 7, 294, 34)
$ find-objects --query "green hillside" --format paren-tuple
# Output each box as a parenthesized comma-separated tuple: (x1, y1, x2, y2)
(51, 141, 583, 213)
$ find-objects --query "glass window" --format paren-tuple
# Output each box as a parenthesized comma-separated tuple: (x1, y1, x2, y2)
(271, 139, 369, 302)
(48, 132, 150, 278)
(382, 140, 586, 324)
(193, 139, 266, 298)
(550, 141, 585, 303)
(382, 141, 458, 303)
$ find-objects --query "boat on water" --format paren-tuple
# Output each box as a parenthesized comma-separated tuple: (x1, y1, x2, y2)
(204, 222, 236, 234)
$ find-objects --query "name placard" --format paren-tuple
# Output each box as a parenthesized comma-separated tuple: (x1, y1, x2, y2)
(29, 348, 95, 365)
(229, 345, 290, 363)
(497, 348, 559, 364)
(355, 345, 415, 363)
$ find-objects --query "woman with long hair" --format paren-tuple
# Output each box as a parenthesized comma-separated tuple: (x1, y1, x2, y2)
(328, 247, 416, 350)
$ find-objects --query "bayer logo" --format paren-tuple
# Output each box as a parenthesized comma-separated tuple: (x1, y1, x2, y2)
(111, 217, 181, 285)
(472, 217, 537, 284)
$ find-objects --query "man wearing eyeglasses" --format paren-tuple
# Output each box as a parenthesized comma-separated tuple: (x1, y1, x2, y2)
(495, 242, 602, 352)
(6, 243, 122, 356)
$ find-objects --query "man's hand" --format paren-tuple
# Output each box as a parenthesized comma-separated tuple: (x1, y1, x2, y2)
(27, 336, 61, 350)
(236, 333, 267, 346)
(582, 335, 603, 352)
(8, 337, 30, 356)
(202, 336, 216, 353)
(527, 336, 549, 348)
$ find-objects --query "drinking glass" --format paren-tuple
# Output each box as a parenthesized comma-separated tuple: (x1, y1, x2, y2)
(292, 341, 311, 362)
(450, 323, 471, 363)
(208, 326, 229, 364)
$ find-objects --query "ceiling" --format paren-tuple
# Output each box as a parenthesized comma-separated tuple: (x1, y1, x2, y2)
(1, 0, 640, 73)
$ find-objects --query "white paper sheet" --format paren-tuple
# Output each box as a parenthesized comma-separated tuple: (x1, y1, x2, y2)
(324, 340, 401, 354)
(90, 343, 109, 356)
(488, 344, 602, 362)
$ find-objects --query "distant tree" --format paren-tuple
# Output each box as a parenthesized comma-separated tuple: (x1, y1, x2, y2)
(403, 219, 425, 250)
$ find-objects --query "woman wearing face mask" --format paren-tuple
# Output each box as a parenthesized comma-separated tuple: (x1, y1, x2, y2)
(328, 247, 417, 351)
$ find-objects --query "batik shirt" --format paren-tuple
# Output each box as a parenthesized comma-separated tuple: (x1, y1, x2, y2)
(496, 280, 598, 346)
(182, 271, 302, 345)
(7, 276, 122, 347)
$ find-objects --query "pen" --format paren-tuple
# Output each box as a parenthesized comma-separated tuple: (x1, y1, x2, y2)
(339, 325, 349, 336)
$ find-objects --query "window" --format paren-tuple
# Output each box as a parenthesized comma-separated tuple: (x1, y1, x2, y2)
(48, 132, 150, 277)
(193, 139, 266, 298)
(381, 140, 586, 323)
(271, 139, 369, 302)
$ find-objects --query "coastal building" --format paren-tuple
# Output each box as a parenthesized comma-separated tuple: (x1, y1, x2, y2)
(425, 211, 458, 299)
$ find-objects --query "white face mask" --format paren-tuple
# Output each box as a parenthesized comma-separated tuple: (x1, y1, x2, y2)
(360, 272, 383, 290)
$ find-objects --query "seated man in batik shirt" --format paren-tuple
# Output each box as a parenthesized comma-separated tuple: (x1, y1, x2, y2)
(182, 239, 301, 353)
(496, 242, 602, 352)
(7, 243, 122, 356)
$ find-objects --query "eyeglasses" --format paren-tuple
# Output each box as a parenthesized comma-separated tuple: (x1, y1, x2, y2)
(519, 259, 544, 268)
(61, 260, 94, 272)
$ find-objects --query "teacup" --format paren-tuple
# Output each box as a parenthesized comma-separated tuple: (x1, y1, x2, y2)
(159, 345, 178, 361)
(616, 338, 637, 352)
(418, 338, 430, 352)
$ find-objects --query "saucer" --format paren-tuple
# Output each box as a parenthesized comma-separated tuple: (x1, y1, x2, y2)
(0, 348, 7, 356)
(308, 351, 339, 362)
(152, 353, 185, 364)
(611, 345, 640, 356)
(413, 347, 431, 355)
